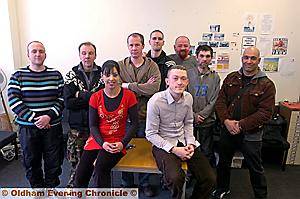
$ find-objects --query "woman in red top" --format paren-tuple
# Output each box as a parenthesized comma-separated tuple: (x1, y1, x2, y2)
(74, 60, 138, 188)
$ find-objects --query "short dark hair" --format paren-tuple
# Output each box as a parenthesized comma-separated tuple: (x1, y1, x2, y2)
(127, 33, 144, 45)
(167, 65, 187, 77)
(102, 60, 120, 76)
(78, 42, 97, 55)
(195, 45, 213, 57)
(27, 41, 44, 53)
(150, 30, 164, 39)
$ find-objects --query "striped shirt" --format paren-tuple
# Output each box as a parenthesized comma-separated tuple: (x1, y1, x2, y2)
(8, 66, 64, 126)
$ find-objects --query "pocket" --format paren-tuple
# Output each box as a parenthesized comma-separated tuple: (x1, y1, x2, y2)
(249, 90, 264, 106)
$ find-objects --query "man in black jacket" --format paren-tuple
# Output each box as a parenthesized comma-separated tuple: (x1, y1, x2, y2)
(64, 42, 104, 187)
(146, 30, 175, 91)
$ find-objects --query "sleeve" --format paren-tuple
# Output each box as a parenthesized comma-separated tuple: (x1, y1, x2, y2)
(127, 90, 138, 108)
(46, 71, 64, 120)
(64, 71, 90, 109)
(89, 93, 104, 146)
(239, 80, 276, 131)
(197, 74, 221, 118)
(128, 62, 161, 96)
(145, 95, 174, 152)
(215, 76, 231, 123)
(7, 71, 36, 122)
(121, 104, 138, 146)
(183, 94, 198, 145)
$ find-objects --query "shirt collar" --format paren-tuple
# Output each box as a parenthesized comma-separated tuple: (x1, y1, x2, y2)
(165, 88, 186, 104)
(78, 62, 98, 72)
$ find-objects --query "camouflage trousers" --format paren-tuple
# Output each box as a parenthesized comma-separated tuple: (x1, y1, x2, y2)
(66, 129, 89, 187)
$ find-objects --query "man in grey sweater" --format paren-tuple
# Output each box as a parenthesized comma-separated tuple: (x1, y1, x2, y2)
(169, 36, 197, 71)
(118, 32, 161, 197)
(187, 45, 220, 166)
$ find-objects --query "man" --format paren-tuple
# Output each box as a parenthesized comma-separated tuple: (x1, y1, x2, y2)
(8, 41, 64, 188)
(187, 45, 220, 166)
(169, 36, 197, 71)
(146, 65, 216, 199)
(213, 47, 276, 199)
(64, 42, 104, 187)
(118, 33, 161, 197)
(146, 30, 176, 91)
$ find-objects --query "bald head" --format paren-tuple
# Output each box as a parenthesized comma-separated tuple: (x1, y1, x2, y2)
(242, 46, 261, 76)
(175, 36, 190, 45)
(243, 47, 260, 58)
(174, 36, 191, 60)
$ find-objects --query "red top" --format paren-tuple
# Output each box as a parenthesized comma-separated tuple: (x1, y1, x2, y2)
(84, 88, 137, 153)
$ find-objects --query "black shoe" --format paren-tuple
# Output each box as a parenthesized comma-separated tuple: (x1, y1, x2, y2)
(142, 185, 155, 197)
(211, 189, 230, 199)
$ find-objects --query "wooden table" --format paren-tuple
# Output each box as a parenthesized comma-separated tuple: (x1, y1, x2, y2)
(112, 138, 187, 198)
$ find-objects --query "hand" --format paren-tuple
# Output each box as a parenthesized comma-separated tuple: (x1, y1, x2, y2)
(224, 119, 241, 135)
(34, 115, 51, 129)
(147, 76, 157, 84)
(171, 147, 192, 161)
(110, 142, 124, 153)
(184, 144, 195, 159)
(103, 142, 123, 153)
(44, 124, 51, 129)
(195, 114, 205, 124)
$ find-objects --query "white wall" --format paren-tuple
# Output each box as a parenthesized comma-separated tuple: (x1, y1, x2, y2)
(6, 0, 300, 102)
(0, 0, 15, 114)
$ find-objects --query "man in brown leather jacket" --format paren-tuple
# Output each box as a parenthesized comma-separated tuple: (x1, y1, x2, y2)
(212, 47, 276, 199)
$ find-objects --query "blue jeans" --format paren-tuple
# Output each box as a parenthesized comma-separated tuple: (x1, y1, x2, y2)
(121, 121, 151, 187)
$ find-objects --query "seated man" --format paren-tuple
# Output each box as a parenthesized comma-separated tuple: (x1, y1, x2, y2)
(145, 65, 216, 199)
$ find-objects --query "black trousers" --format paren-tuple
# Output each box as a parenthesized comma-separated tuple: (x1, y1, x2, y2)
(19, 124, 64, 188)
(194, 124, 215, 166)
(74, 149, 123, 188)
(152, 146, 216, 199)
(216, 130, 267, 198)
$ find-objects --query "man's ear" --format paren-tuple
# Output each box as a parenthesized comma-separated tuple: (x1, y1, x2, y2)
(165, 77, 169, 87)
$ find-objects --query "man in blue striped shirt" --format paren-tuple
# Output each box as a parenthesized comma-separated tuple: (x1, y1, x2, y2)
(8, 41, 65, 188)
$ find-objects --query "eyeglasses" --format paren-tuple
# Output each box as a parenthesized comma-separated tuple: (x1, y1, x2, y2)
(242, 56, 258, 61)
(198, 54, 211, 58)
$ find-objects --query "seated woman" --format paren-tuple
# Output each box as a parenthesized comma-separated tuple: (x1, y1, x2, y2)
(74, 60, 138, 188)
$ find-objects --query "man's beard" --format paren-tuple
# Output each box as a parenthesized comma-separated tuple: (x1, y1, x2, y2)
(178, 50, 189, 60)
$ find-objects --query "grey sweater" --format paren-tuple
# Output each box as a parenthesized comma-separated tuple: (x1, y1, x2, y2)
(187, 67, 221, 127)
(168, 54, 197, 71)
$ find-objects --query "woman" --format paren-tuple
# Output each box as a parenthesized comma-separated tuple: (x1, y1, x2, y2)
(74, 60, 138, 187)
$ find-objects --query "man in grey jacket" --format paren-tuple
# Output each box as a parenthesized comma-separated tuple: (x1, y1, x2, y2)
(187, 45, 220, 166)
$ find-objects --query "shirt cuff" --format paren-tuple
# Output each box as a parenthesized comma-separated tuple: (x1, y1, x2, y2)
(122, 83, 129, 89)
(163, 142, 174, 153)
